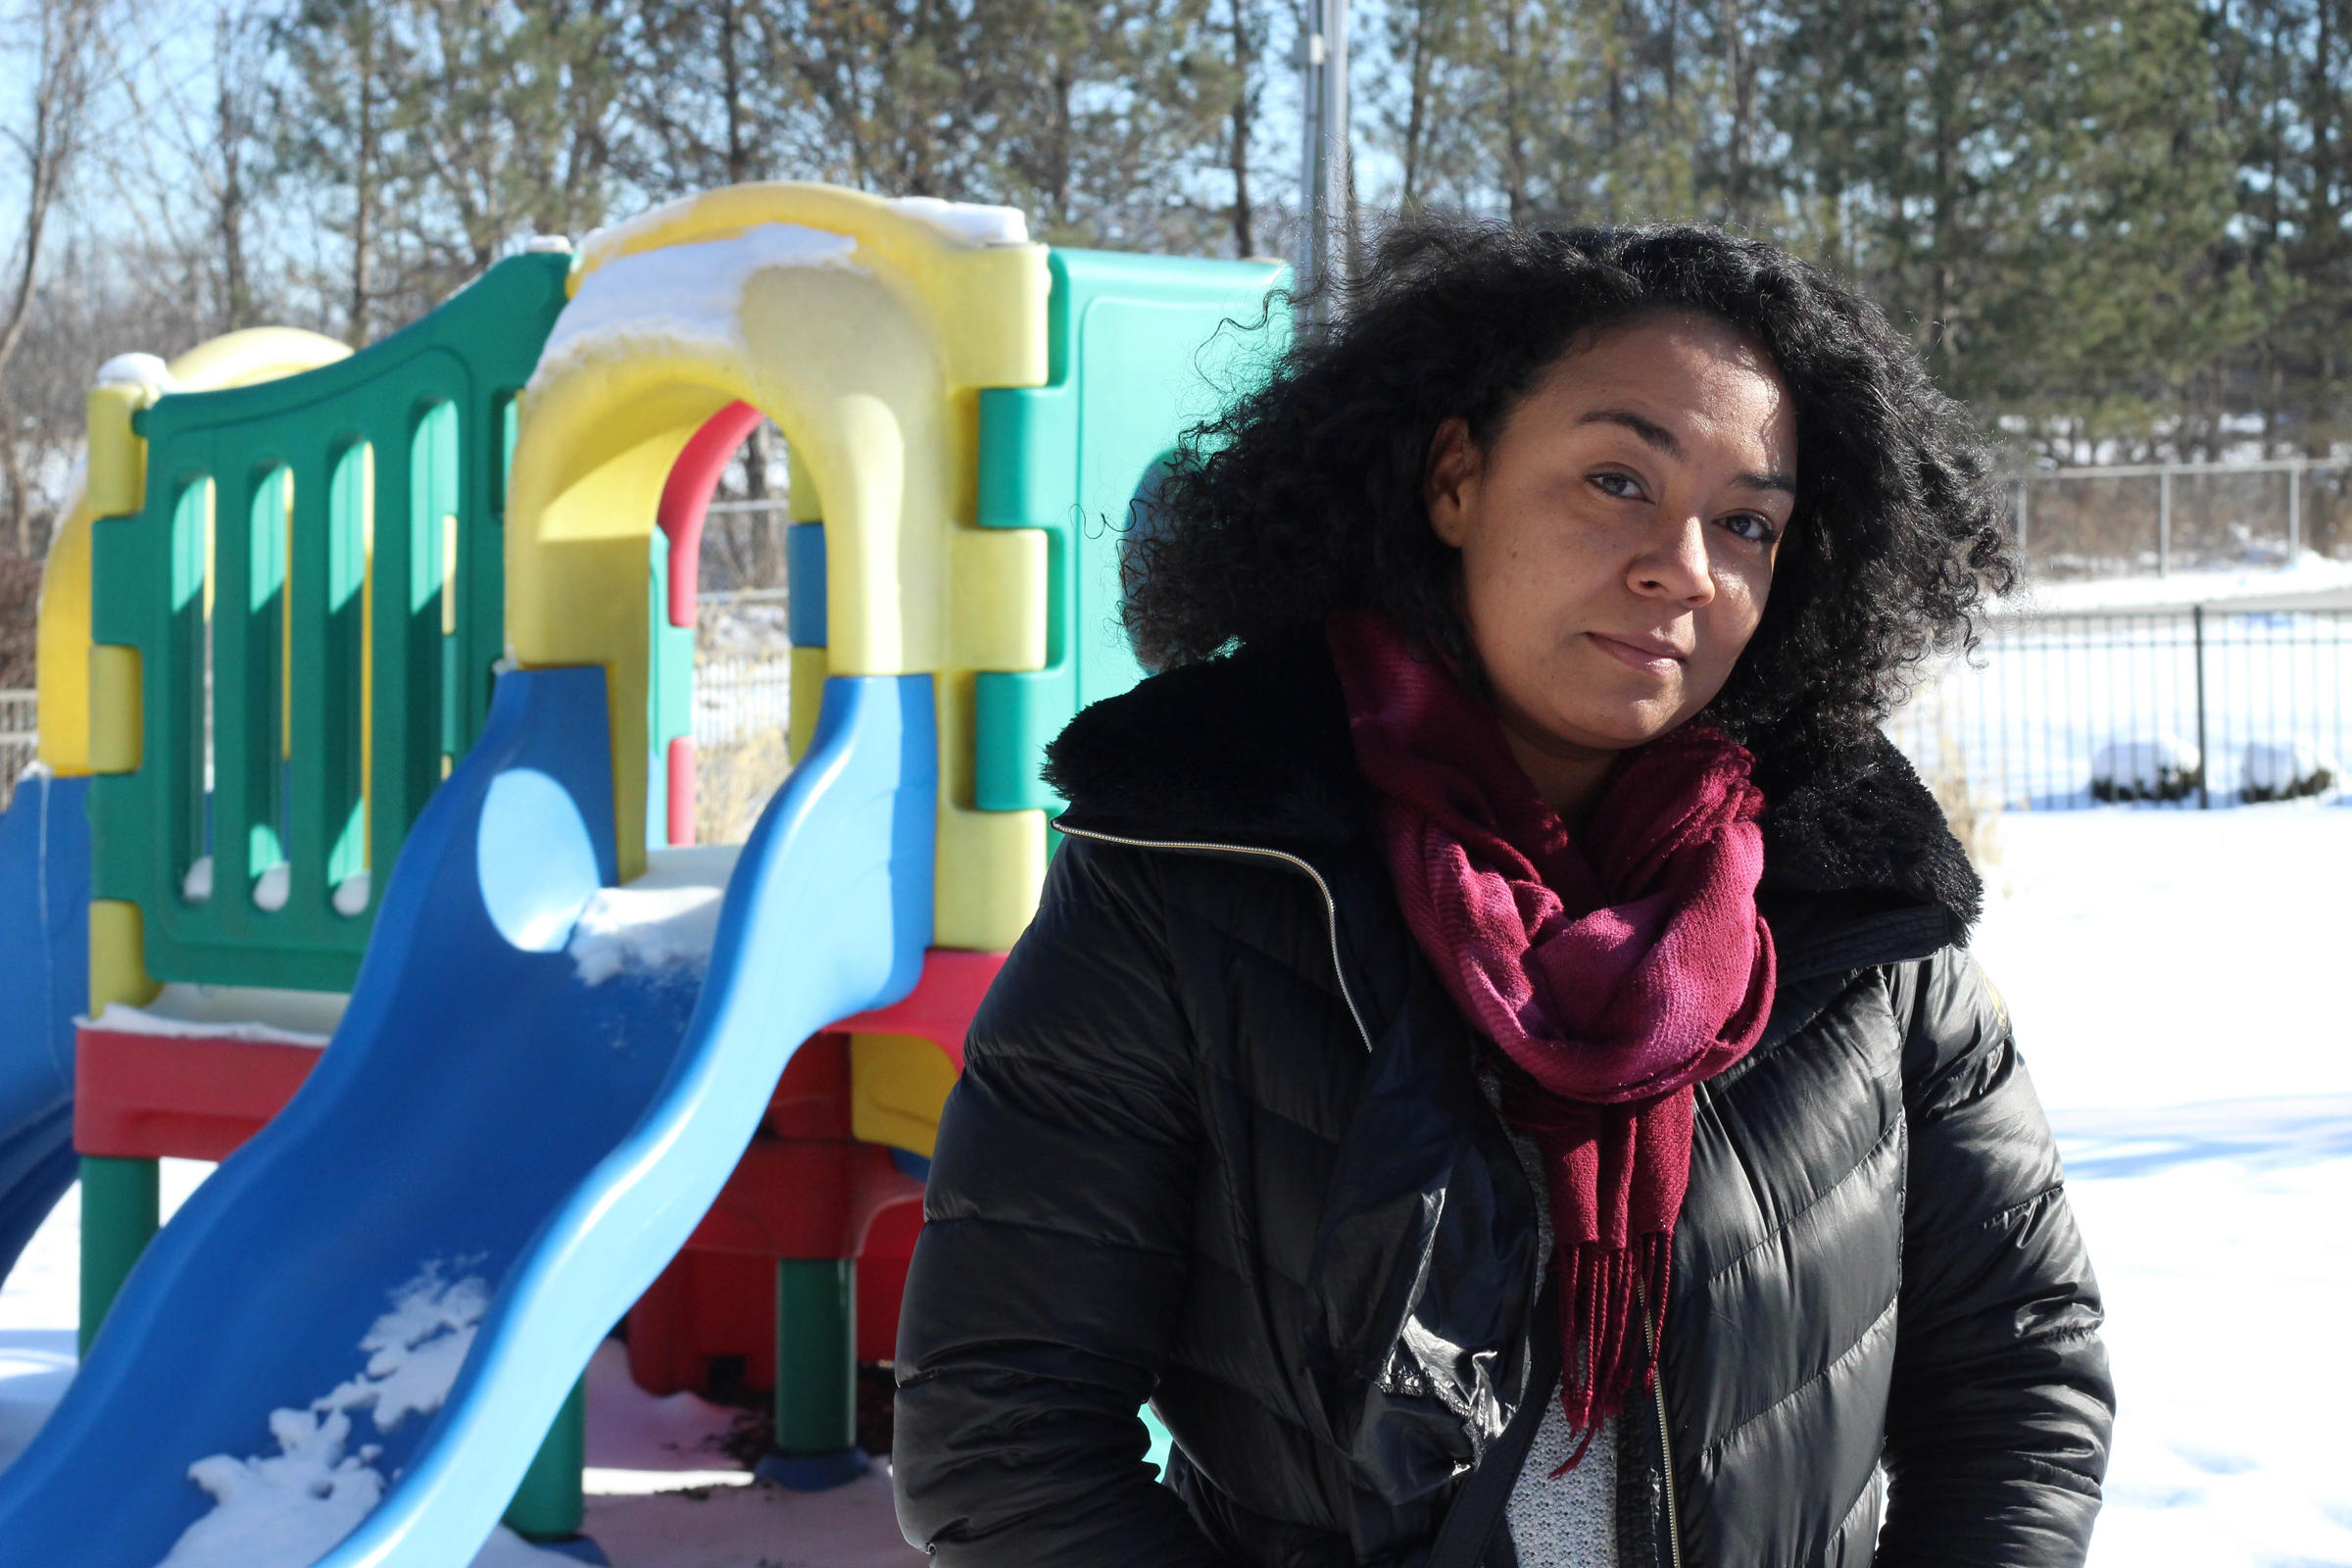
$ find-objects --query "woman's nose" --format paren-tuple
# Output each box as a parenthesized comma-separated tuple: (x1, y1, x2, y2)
(1631, 514, 1715, 603)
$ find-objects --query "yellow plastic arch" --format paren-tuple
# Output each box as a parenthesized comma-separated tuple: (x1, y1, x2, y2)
(507, 182, 1054, 949)
(36, 327, 352, 773)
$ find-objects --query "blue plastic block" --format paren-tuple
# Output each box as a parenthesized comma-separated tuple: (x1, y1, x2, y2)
(787, 523, 827, 648)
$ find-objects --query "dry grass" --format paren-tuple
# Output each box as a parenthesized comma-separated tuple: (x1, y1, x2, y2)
(695, 728, 792, 845)
(1931, 724, 2004, 875)
(0, 554, 40, 691)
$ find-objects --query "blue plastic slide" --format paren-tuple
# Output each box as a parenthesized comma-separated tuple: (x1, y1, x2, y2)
(0, 665, 936, 1565)
(0, 770, 90, 1289)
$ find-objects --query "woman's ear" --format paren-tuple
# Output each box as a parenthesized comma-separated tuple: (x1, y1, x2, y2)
(1425, 416, 1481, 549)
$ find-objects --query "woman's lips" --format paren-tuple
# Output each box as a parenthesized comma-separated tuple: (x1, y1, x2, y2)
(1588, 631, 1688, 673)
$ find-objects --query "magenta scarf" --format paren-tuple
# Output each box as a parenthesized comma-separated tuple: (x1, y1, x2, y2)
(1326, 611, 1775, 1451)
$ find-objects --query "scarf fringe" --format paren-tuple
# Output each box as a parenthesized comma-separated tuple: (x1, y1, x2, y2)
(1547, 1232, 1673, 1477)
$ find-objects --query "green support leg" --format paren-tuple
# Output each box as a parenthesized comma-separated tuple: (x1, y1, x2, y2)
(756, 1257, 867, 1490)
(503, 1376, 586, 1543)
(78, 1155, 159, 1355)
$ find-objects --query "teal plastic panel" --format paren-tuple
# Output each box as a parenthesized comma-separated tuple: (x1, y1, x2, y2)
(974, 249, 1288, 813)
(646, 532, 695, 848)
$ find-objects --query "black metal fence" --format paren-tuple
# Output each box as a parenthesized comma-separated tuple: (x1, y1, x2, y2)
(1886, 607, 2352, 808)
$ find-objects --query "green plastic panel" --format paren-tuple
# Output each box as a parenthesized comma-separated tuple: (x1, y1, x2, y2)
(89, 252, 571, 992)
(973, 249, 1287, 814)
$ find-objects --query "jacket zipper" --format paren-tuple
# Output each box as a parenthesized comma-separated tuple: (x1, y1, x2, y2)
(1053, 823, 1378, 1054)
(1637, 1287, 1685, 1568)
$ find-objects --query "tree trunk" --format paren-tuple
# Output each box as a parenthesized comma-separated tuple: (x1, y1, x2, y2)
(349, 7, 378, 348)
(722, 0, 750, 183)
(216, 12, 252, 332)
(1229, 0, 1255, 254)
(1928, 0, 1957, 368)
(1400, 0, 1436, 207)
(1499, 0, 1531, 225)
(1720, 0, 1750, 222)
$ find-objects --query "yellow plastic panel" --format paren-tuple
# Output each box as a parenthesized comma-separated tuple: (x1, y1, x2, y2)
(787, 646, 827, 763)
(508, 376, 740, 882)
(35, 512, 93, 771)
(166, 326, 350, 391)
(789, 454, 822, 525)
(571, 183, 1049, 392)
(950, 528, 1049, 672)
(83, 387, 149, 519)
(849, 1032, 960, 1159)
(507, 182, 1053, 896)
(936, 805, 1047, 951)
(85, 646, 141, 774)
(735, 269, 948, 676)
(88, 899, 162, 1012)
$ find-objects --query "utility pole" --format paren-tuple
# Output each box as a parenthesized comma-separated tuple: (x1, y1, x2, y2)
(1298, 0, 1351, 325)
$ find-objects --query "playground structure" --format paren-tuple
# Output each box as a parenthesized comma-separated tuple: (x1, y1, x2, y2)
(0, 184, 1283, 1564)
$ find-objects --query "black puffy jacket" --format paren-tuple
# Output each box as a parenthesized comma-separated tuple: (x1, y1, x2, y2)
(894, 634, 2113, 1568)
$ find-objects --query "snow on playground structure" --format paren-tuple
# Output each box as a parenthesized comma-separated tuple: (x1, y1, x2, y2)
(0, 182, 1282, 1564)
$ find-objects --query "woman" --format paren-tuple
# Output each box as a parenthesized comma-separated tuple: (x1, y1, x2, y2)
(891, 220, 2113, 1568)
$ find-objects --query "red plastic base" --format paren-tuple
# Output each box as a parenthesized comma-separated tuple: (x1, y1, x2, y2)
(75, 1028, 322, 1163)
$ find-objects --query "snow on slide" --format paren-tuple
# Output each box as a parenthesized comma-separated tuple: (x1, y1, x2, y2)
(156, 1266, 575, 1568)
(0, 665, 936, 1566)
(567, 845, 739, 986)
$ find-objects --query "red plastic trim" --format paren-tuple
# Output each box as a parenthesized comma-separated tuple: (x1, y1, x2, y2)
(655, 400, 768, 626)
(666, 736, 697, 847)
(832, 949, 1006, 1070)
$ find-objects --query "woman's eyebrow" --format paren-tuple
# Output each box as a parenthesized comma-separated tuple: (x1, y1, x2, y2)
(1578, 407, 1680, 456)
(1579, 408, 1796, 496)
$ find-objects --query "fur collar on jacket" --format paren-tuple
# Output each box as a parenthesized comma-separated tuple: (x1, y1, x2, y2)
(1043, 629, 1984, 946)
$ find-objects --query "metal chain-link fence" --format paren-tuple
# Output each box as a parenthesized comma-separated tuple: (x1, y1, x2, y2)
(2017, 461, 2352, 578)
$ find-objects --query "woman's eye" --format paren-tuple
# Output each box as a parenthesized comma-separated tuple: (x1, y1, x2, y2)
(1721, 512, 1781, 545)
(1591, 471, 1643, 500)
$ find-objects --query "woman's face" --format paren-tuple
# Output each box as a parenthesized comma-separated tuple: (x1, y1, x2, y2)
(1428, 311, 1797, 782)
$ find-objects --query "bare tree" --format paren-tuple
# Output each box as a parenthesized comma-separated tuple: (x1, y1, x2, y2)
(615, 0, 800, 197)
(273, 0, 407, 343)
(1, 0, 113, 387)
(0, 233, 206, 556)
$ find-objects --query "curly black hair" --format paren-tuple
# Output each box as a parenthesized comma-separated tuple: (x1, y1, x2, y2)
(1123, 217, 2017, 766)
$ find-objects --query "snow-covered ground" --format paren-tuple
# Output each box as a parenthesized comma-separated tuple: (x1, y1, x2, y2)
(2012, 550, 2352, 613)
(1973, 808, 2352, 1567)
(2, 807, 2346, 1564)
